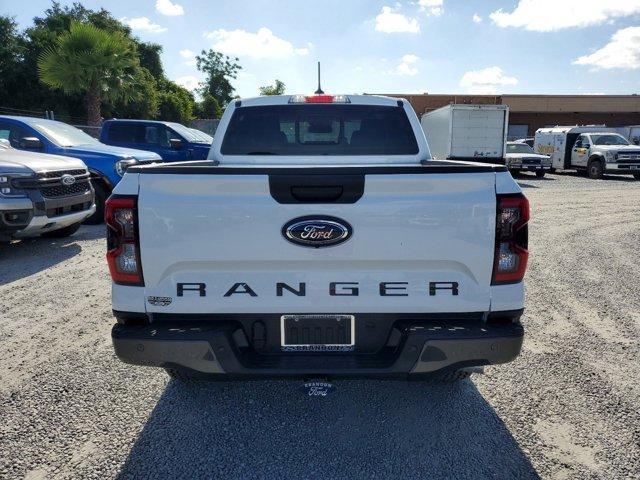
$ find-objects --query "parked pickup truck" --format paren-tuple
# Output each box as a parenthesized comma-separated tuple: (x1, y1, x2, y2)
(0, 116, 162, 223)
(100, 119, 212, 162)
(505, 141, 552, 178)
(0, 140, 95, 241)
(108, 94, 529, 383)
(535, 126, 640, 179)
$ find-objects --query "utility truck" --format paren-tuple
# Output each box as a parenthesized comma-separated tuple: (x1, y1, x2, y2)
(108, 94, 528, 384)
(535, 126, 640, 179)
(421, 104, 508, 164)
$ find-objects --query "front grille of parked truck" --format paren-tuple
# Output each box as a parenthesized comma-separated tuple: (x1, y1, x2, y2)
(13, 169, 92, 198)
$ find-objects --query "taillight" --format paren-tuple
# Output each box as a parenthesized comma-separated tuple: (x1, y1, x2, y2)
(106, 196, 144, 286)
(491, 194, 529, 285)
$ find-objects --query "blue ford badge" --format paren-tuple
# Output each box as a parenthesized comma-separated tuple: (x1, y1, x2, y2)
(282, 216, 352, 248)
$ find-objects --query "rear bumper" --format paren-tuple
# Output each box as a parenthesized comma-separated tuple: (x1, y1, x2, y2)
(111, 314, 524, 379)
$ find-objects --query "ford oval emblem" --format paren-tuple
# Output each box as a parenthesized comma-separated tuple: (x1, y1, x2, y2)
(61, 174, 76, 186)
(282, 216, 352, 248)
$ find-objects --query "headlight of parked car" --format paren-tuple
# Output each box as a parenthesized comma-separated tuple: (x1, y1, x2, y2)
(0, 173, 31, 198)
(604, 151, 616, 163)
(115, 158, 138, 177)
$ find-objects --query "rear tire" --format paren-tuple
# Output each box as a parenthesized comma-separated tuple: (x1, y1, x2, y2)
(84, 181, 107, 225)
(588, 159, 604, 179)
(633, 173, 640, 180)
(535, 170, 546, 178)
(41, 222, 82, 238)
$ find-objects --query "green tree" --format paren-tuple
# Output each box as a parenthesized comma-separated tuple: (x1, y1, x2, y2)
(196, 50, 241, 107)
(0, 17, 24, 109)
(156, 78, 194, 123)
(38, 21, 140, 125)
(195, 92, 222, 119)
(259, 79, 285, 96)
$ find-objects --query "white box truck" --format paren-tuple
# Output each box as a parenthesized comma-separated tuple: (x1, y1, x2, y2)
(421, 104, 509, 163)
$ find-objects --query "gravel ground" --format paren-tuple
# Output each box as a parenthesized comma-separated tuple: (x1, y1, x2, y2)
(0, 171, 639, 479)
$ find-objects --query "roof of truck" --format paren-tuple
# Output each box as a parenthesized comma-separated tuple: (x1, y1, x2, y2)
(234, 94, 406, 108)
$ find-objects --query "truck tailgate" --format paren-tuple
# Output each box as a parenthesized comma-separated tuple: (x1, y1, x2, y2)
(137, 169, 496, 314)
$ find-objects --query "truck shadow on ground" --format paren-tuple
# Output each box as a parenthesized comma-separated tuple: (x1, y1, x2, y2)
(0, 225, 103, 285)
(118, 378, 540, 480)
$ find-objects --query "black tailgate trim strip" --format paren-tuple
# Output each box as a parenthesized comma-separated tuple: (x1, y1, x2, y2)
(128, 161, 507, 175)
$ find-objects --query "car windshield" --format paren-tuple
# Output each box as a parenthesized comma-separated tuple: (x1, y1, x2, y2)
(189, 128, 213, 143)
(507, 143, 535, 154)
(221, 104, 419, 156)
(30, 121, 99, 147)
(591, 134, 629, 146)
(167, 122, 202, 143)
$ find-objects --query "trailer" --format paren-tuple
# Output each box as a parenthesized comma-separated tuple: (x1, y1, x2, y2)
(420, 104, 509, 163)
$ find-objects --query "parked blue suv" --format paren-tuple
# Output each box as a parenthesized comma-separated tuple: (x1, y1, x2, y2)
(100, 120, 212, 161)
(0, 116, 162, 223)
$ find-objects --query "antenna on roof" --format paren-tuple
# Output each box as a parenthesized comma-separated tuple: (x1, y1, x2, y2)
(314, 61, 324, 95)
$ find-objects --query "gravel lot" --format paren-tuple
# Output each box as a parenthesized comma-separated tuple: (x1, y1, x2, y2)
(1, 171, 639, 479)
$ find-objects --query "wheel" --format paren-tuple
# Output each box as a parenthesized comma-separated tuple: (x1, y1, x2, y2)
(535, 170, 546, 178)
(587, 159, 604, 179)
(549, 168, 556, 174)
(633, 173, 640, 180)
(41, 222, 82, 238)
(84, 181, 107, 224)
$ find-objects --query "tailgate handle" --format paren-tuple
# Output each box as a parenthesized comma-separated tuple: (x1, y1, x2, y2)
(269, 174, 364, 204)
(290, 185, 343, 203)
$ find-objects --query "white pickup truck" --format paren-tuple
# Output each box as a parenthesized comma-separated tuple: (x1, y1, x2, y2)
(107, 94, 529, 383)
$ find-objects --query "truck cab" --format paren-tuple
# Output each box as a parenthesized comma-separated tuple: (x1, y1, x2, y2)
(100, 120, 212, 162)
(571, 132, 640, 179)
(0, 116, 162, 223)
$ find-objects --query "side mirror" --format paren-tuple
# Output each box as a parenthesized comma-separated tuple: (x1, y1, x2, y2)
(583, 144, 590, 149)
(169, 138, 183, 149)
(20, 137, 42, 150)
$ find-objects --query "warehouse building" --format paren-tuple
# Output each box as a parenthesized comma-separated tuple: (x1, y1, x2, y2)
(385, 93, 640, 140)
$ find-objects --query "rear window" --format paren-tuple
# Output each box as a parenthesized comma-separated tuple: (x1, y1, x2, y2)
(221, 105, 419, 156)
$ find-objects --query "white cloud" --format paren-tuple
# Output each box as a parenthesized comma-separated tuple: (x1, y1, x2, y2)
(203, 27, 309, 59)
(375, 6, 420, 34)
(459, 67, 518, 94)
(417, 0, 444, 17)
(473, 14, 482, 23)
(490, 0, 640, 32)
(390, 54, 420, 76)
(574, 27, 640, 70)
(156, 0, 184, 16)
(121, 17, 166, 34)
(175, 76, 200, 91)
(179, 49, 197, 67)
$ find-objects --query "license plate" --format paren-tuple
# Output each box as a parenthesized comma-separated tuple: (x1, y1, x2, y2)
(281, 314, 355, 352)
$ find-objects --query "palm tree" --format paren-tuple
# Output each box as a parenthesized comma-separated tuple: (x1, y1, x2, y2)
(38, 22, 139, 126)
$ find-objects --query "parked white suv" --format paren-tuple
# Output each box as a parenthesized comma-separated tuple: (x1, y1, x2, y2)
(108, 94, 529, 383)
(0, 140, 95, 241)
